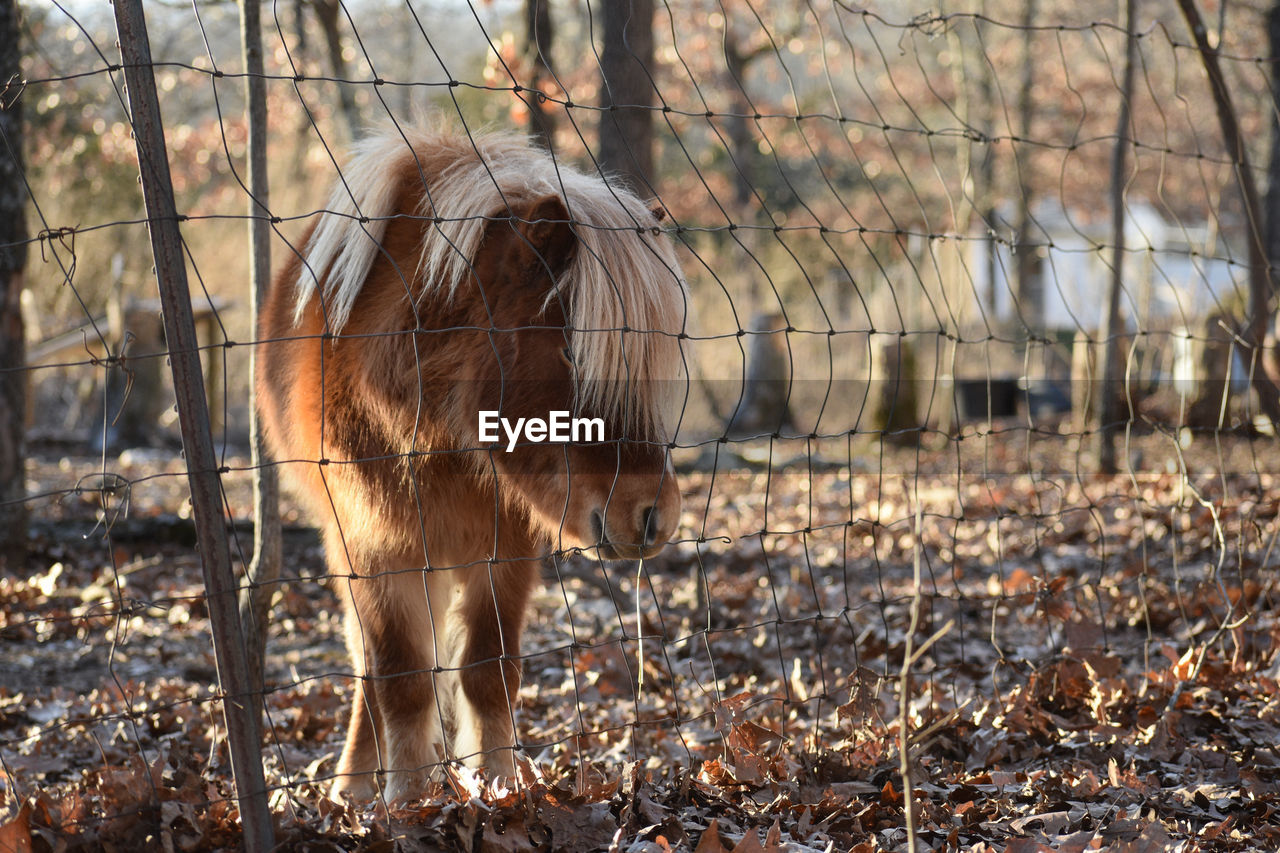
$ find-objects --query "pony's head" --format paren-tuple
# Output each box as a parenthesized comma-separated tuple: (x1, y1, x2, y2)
(456, 192, 682, 558)
(295, 126, 687, 560)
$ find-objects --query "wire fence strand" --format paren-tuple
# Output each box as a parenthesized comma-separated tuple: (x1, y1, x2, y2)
(5, 2, 1280, 850)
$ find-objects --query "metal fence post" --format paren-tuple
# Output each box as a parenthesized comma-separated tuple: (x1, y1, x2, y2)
(110, 2, 275, 850)
(238, 0, 282, 732)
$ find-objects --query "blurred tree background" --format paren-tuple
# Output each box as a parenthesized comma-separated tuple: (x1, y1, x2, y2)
(15, 0, 1280, 446)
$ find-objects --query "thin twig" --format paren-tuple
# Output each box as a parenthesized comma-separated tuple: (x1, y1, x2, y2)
(898, 503, 925, 852)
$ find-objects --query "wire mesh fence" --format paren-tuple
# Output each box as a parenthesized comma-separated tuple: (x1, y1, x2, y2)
(4, 1, 1280, 850)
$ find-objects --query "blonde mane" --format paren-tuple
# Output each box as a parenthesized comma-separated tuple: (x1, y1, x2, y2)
(293, 124, 687, 436)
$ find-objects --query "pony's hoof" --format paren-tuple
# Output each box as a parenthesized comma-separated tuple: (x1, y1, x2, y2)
(384, 770, 433, 806)
(330, 773, 379, 803)
(479, 749, 518, 783)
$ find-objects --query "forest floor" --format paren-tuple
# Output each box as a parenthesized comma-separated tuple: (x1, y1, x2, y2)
(3, 424, 1280, 851)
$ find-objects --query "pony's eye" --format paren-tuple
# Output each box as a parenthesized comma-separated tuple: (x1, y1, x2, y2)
(561, 346, 575, 365)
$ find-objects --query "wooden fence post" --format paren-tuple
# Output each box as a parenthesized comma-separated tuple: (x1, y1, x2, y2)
(110, 3, 275, 850)
(0, 1, 27, 571)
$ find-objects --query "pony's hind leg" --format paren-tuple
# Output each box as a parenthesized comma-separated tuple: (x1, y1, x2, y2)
(451, 561, 537, 778)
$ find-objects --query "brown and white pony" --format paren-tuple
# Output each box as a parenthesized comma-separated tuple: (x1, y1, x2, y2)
(257, 123, 686, 802)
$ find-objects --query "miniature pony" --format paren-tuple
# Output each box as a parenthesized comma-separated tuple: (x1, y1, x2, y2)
(257, 123, 686, 801)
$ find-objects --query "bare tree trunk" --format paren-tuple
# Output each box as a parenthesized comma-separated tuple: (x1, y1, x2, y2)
(1011, 0, 1039, 333)
(290, 0, 312, 177)
(723, 20, 765, 313)
(399, 2, 413, 117)
(0, 1, 27, 571)
(1264, 0, 1280, 386)
(1176, 0, 1280, 424)
(725, 312, 793, 439)
(597, 0, 655, 191)
(238, 0, 281, 729)
(313, 0, 359, 141)
(1186, 312, 1236, 428)
(944, 1, 972, 240)
(523, 0, 557, 152)
(946, 3, 999, 324)
(973, 9, 999, 320)
(1097, 0, 1138, 474)
(723, 28, 757, 216)
(871, 335, 921, 445)
(1071, 330, 1095, 436)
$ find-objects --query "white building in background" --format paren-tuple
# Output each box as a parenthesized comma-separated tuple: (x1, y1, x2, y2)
(967, 200, 1245, 336)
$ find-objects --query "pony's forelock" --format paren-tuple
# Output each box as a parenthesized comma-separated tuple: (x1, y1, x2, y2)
(292, 125, 687, 436)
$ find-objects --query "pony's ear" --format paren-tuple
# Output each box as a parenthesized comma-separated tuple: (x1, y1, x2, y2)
(512, 194, 577, 281)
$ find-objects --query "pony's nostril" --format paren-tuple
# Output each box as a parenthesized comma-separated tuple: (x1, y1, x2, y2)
(641, 506, 659, 547)
(590, 510, 605, 545)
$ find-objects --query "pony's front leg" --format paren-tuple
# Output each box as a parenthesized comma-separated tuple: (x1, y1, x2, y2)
(332, 659, 383, 801)
(332, 566, 385, 801)
(340, 565, 447, 803)
(374, 651, 443, 801)
(452, 560, 537, 778)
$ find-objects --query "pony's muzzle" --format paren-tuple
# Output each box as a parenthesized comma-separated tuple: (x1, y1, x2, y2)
(641, 506, 659, 548)
(590, 504, 672, 560)
(590, 509, 605, 547)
